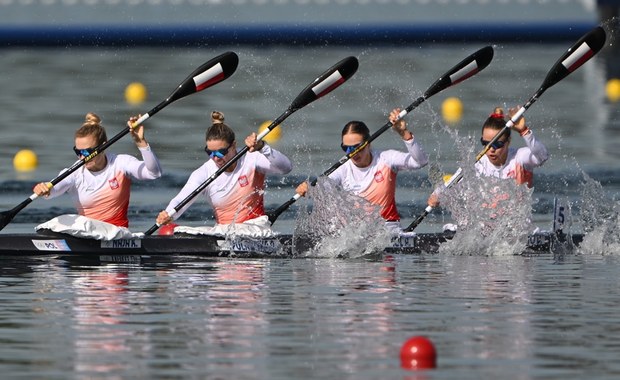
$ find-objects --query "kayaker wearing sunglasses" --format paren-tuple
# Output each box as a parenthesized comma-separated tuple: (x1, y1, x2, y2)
(295, 108, 429, 233)
(32, 112, 162, 227)
(474, 107, 548, 186)
(156, 110, 292, 228)
(427, 106, 549, 210)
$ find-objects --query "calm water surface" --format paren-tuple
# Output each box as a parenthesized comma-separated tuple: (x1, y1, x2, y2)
(1, 44, 619, 378)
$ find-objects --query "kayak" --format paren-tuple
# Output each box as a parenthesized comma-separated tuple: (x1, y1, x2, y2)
(0, 229, 584, 265)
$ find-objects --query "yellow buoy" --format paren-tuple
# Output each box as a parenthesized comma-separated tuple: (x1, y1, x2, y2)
(441, 97, 463, 124)
(605, 78, 620, 103)
(13, 149, 38, 172)
(124, 82, 148, 105)
(258, 120, 282, 144)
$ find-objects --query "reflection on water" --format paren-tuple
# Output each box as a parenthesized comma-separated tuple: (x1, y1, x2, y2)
(72, 271, 134, 375)
(1, 253, 620, 378)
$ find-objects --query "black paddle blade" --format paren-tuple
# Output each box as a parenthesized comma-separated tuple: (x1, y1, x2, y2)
(0, 210, 17, 231)
(289, 56, 359, 111)
(540, 26, 606, 91)
(424, 45, 494, 99)
(0, 200, 31, 231)
(167, 51, 239, 103)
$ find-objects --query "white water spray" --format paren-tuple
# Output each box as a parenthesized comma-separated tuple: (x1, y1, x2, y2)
(292, 177, 391, 258)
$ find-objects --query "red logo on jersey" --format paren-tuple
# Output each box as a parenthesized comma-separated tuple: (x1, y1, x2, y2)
(238, 175, 249, 187)
(109, 178, 119, 190)
(374, 171, 384, 183)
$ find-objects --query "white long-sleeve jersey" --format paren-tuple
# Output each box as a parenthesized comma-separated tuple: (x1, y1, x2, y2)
(328, 138, 428, 221)
(46, 145, 162, 227)
(165, 144, 292, 224)
(474, 130, 548, 187)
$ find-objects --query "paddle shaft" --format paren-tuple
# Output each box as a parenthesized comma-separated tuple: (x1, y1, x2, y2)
(405, 26, 607, 232)
(2, 110, 160, 223)
(17, 81, 212, 205)
(403, 96, 541, 231)
(267, 98, 425, 224)
(50, 112, 159, 188)
(0, 52, 240, 231)
(404, 88, 559, 232)
(267, 45, 496, 225)
(144, 110, 291, 236)
(42, 51, 239, 195)
(144, 56, 360, 235)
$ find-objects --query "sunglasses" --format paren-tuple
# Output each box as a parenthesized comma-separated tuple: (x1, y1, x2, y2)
(480, 138, 507, 150)
(73, 146, 97, 157)
(340, 141, 366, 155)
(204, 145, 231, 159)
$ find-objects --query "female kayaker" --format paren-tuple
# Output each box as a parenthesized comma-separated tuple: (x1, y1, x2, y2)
(425, 106, 550, 237)
(429, 106, 549, 207)
(33, 112, 162, 228)
(155, 110, 292, 229)
(295, 107, 429, 234)
(475, 107, 549, 186)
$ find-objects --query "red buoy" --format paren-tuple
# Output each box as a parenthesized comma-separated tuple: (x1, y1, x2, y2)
(400, 336, 437, 370)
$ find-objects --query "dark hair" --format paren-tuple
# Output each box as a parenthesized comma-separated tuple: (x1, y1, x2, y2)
(206, 110, 235, 144)
(341, 121, 370, 140)
(482, 107, 510, 139)
(75, 112, 107, 145)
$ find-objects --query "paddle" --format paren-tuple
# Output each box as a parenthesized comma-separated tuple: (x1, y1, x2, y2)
(404, 26, 607, 232)
(143, 56, 360, 236)
(267, 45, 495, 225)
(0, 51, 239, 232)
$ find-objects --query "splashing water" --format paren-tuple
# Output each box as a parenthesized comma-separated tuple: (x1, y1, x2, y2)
(292, 177, 391, 258)
(601, 17, 619, 51)
(436, 166, 534, 256)
(578, 173, 620, 255)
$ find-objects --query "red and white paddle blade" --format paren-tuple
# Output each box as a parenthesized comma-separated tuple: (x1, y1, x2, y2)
(541, 26, 607, 90)
(424, 45, 494, 98)
(290, 56, 359, 110)
(169, 51, 239, 102)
